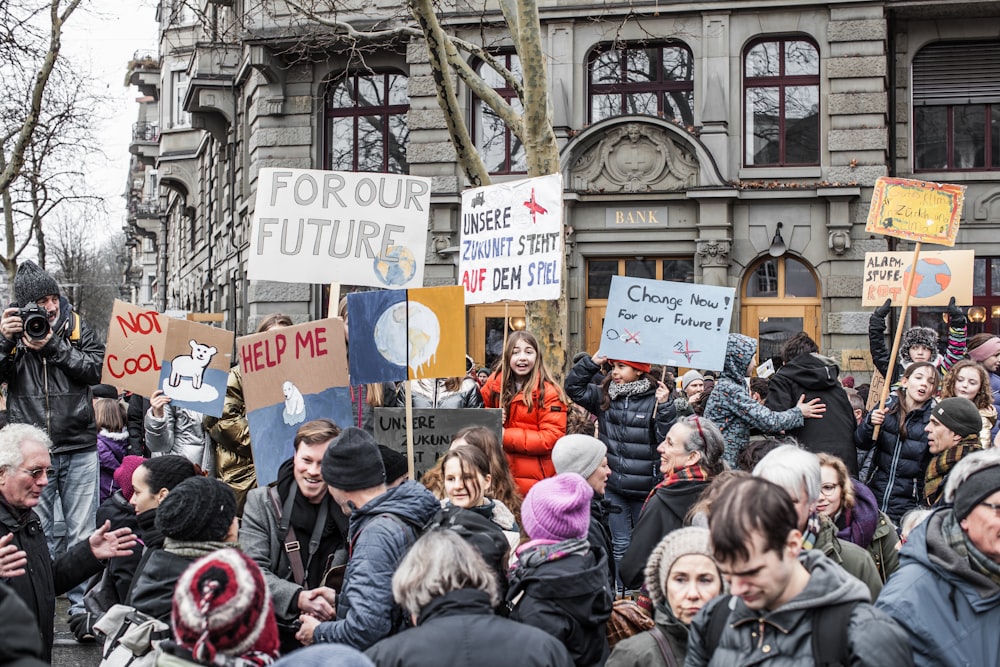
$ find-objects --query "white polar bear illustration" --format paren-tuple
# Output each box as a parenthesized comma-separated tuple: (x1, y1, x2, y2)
(282, 380, 306, 425)
(169, 340, 218, 390)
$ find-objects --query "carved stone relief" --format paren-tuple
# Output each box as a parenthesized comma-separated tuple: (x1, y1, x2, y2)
(696, 239, 732, 268)
(571, 123, 699, 193)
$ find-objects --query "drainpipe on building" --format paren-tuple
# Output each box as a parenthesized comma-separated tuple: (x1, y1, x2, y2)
(158, 206, 168, 312)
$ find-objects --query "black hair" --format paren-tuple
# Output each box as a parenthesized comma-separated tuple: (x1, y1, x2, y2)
(141, 454, 198, 494)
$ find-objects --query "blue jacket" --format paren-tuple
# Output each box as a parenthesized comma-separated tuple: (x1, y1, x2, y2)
(854, 394, 933, 523)
(704, 334, 803, 467)
(877, 508, 1000, 667)
(313, 480, 440, 650)
(564, 357, 675, 499)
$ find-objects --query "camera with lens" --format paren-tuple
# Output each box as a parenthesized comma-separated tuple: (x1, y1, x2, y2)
(17, 305, 50, 340)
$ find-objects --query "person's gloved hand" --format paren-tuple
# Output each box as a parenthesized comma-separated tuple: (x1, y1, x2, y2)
(69, 611, 97, 643)
(948, 296, 966, 328)
(873, 298, 892, 319)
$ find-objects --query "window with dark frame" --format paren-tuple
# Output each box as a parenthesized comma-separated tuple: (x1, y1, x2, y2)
(324, 71, 410, 174)
(473, 53, 526, 174)
(743, 37, 819, 167)
(588, 42, 694, 125)
(913, 41, 1000, 172)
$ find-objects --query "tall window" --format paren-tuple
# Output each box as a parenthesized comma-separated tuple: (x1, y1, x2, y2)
(744, 38, 819, 166)
(588, 43, 694, 124)
(474, 53, 525, 174)
(913, 41, 1000, 171)
(325, 72, 409, 173)
(172, 71, 190, 129)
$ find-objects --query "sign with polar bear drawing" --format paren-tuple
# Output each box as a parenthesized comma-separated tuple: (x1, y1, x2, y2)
(156, 318, 234, 418)
(248, 168, 432, 289)
(239, 318, 352, 486)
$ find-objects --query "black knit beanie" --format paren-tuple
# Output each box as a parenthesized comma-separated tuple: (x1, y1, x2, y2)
(13, 260, 59, 307)
(321, 427, 386, 491)
(378, 445, 408, 483)
(953, 464, 1000, 521)
(156, 476, 237, 541)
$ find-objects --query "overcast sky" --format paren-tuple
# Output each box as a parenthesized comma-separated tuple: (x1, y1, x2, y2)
(61, 0, 159, 243)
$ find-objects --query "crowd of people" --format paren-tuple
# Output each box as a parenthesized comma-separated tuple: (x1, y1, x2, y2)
(0, 262, 999, 666)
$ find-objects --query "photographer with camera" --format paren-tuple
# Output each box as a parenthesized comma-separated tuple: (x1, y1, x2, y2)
(0, 260, 105, 640)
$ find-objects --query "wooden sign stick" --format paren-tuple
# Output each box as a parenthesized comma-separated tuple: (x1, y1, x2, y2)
(873, 242, 922, 440)
(404, 380, 415, 481)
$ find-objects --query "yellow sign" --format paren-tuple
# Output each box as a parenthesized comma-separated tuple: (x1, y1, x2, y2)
(865, 177, 965, 246)
(861, 250, 974, 306)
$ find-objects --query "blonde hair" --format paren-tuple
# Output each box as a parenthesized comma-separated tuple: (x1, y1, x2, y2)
(817, 453, 856, 514)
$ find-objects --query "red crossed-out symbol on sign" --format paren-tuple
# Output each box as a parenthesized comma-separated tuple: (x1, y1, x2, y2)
(623, 328, 641, 344)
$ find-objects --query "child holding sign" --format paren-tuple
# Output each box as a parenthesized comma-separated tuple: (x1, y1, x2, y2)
(481, 331, 568, 495)
(564, 353, 675, 572)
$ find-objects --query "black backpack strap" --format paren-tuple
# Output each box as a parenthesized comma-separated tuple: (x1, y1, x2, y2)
(703, 594, 733, 654)
(811, 600, 859, 667)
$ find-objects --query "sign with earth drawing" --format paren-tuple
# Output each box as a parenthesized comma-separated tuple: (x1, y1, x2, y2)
(865, 176, 965, 246)
(248, 168, 431, 288)
(599, 276, 735, 372)
(862, 250, 974, 307)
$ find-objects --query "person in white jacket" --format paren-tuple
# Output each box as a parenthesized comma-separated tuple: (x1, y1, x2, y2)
(144, 389, 213, 475)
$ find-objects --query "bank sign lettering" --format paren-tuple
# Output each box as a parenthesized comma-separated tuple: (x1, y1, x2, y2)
(460, 173, 563, 304)
(248, 168, 431, 288)
(600, 277, 735, 371)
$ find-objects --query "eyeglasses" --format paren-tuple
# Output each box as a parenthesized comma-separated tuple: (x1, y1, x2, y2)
(820, 483, 839, 496)
(19, 467, 54, 480)
(979, 501, 1000, 517)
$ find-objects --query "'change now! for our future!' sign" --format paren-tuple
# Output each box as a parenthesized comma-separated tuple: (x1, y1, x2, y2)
(248, 168, 431, 288)
(600, 276, 735, 372)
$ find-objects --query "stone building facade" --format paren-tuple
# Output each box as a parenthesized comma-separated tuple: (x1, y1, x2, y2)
(122, 0, 1000, 373)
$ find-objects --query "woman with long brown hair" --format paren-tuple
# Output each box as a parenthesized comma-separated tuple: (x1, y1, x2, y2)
(940, 358, 997, 448)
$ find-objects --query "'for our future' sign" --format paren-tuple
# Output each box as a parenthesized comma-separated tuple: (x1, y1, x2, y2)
(600, 277, 735, 371)
(249, 168, 431, 289)
(460, 173, 563, 304)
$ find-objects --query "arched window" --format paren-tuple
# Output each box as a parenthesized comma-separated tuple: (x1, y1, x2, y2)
(324, 71, 409, 173)
(473, 53, 526, 174)
(588, 42, 694, 125)
(744, 37, 819, 166)
(741, 255, 822, 364)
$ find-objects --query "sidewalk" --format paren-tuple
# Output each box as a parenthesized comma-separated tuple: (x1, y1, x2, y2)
(52, 596, 102, 667)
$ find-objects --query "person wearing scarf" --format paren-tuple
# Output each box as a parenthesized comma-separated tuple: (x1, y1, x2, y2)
(619, 416, 725, 590)
(877, 450, 1000, 666)
(924, 397, 986, 507)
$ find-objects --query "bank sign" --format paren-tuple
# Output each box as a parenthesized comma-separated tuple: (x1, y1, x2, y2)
(248, 168, 431, 288)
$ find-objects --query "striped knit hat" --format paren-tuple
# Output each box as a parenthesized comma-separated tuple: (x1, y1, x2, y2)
(171, 549, 279, 664)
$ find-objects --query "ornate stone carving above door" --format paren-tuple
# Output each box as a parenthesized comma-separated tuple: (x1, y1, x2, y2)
(571, 122, 699, 193)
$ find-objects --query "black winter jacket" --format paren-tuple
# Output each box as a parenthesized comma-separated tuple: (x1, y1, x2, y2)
(0, 499, 102, 662)
(0, 298, 104, 453)
(855, 395, 934, 523)
(126, 548, 193, 621)
(765, 352, 859, 474)
(95, 491, 141, 602)
(508, 544, 613, 667)
(365, 589, 575, 667)
(0, 582, 47, 667)
(565, 357, 676, 499)
(590, 496, 618, 593)
(619, 479, 708, 589)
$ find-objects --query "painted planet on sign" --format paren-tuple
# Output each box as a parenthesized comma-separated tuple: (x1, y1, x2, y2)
(374, 245, 417, 286)
(373, 302, 440, 374)
(903, 257, 952, 298)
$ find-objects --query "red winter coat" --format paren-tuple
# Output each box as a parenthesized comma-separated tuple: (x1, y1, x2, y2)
(481, 373, 567, 495)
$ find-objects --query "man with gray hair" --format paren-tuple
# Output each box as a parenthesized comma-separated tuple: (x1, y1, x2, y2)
(753, 443, 882, 600)
(365, 530, 573, 666)
(877, 448, 1000, 666)
(0, 424, 136, 661)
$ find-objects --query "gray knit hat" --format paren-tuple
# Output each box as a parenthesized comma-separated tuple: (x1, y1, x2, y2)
(681, 370, 705, 392)
(900, 326, 938, 362)
(644, 526, 720, 608)
(13, 260, 59, 307)
(552, 434, 607, 480)
(933, 397, 983, 438)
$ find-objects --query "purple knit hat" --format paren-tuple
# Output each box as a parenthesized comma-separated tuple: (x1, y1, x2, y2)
(114, 455, 147, 501)
(521, 473, 594, 542)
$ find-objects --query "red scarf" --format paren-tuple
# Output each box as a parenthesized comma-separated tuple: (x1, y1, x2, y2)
(643, 464, 710, 511)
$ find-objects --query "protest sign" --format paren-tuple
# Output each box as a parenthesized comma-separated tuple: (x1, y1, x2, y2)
(347, 287, 466, 384)
(373, 408, 502, 481)
(155, 318, 234, 418)
(460, 173, 563, 304)
(248, 168, 431, 288)
(599, 277, 735, 371)
(862, 250, 974, 307)
(865, 176, 965, 246)
(239, 318, 351, 486)
(102, 300, 168, 397)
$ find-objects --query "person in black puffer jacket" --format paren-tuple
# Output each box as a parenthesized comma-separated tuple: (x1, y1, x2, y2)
(565, 354, 675, 573)
(855, 361, 937, 524)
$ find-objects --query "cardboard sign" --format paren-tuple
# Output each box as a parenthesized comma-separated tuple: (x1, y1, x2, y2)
(599, 276, 735, 372)
(373, 407, 503, 481)
(865, 176, 965, 246)
(238, 318, 351, 486)
(102, 300, 168, 397)
(248, 168, 431, 288)
(460, 173, 563, 304)
(862, 250, 974, 306)
(841, 349, 874, 373)
(155, 319, 234, 418)
(347, 287, 466, 384)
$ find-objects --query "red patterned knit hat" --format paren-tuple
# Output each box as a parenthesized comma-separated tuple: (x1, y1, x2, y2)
(171, 548, 279, 663)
